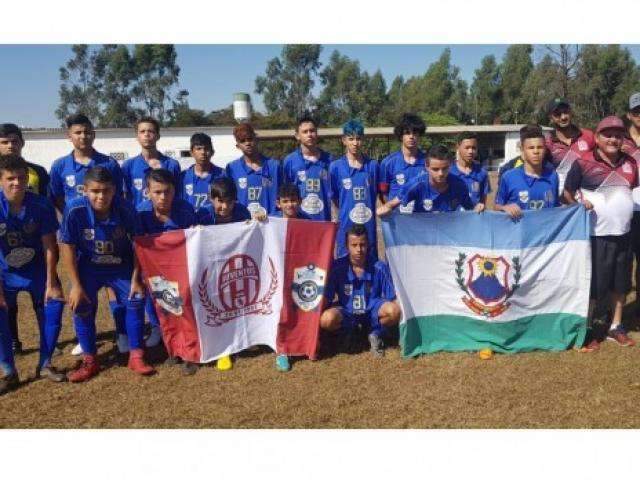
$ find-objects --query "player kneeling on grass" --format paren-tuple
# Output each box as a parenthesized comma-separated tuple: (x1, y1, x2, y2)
(494, 124, 560, 219)
(377, 144, 482, 216)
(137, 168, 199, 375)
(0, 155, 66, 391)
(195, 177, 253, 371)
(59, 166, 154, 382)
(320, 224, 401, 357)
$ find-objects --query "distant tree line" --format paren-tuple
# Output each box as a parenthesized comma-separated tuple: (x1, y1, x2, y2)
(57, 44, 640, 131)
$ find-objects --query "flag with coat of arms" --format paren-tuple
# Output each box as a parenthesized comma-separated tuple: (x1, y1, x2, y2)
(134, 218, 336, 363)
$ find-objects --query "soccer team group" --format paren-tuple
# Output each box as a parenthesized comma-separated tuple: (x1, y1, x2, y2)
(1, 92, 640, 395)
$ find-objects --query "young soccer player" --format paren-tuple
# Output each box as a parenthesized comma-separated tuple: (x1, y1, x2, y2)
(320, 224, 401, 357)
(49, 114, 127, 356)
(377, 145, 480, 216)
(564, 116, 638, 351)
(225, 123, 282, 217)
(450, 131, 490, 211)
(136, 169, 199, 373)
(271, 183, 311, 220)
(282, 115, 332, 221)
(59, 166, 154, 382)
(122, 117, 181, 209)
(179, 133, 225, 210)
(329, 120, 380, 259)
(494, 124, 560, 219)
(0, 154, 65, 383)
(0, 123, 51, 354)
(379, 113, 427, 212)
(196, 177, 251, 226)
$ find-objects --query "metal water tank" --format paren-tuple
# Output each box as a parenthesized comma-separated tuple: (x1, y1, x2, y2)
(233, 93, 252, 123)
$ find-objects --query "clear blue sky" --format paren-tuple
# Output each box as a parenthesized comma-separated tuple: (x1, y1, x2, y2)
(3, 44, 640, 128)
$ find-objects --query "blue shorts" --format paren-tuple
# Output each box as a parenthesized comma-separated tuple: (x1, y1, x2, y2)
(337, 298, 386, 333)
(3, 268, 46, 307)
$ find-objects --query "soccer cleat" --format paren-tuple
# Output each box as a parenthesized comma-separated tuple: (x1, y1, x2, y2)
(368, 333, 385, 358)
(275, 354, 291, 372)
(145, 326, 162, 348)
(12, 340, 23, 355)
(0, 373, 19, 395)
(71, 343, 83, 356)
(607, 326, 636, 347)
(116, 334, 130, 354)
(127, 349, 155, 376)
(579, 339, 601, 353)
(181, 361, 198, 376)
(68, 355, 100, 383)
(164, 356, 180, 366)
(36, 365, 67, 383)
(216, 355, 233, 371)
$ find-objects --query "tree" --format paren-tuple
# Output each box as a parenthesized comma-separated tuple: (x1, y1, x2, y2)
(499, 44, 533, 123)
(94, 45, 137, 127)
(255, 44, 322, 120)
(470, 55, 502, 124)
(131, 44, 182, 124)
(542, 44, 582, 98)
(168, 90, 209, 127)
(520, 54, 564, 124)
(56, 45, 101, 124)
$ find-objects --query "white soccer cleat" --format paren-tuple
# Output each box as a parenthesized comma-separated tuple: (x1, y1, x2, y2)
(116, 334, 130, 353)
(71, 343, 83, 356)
(145, 326, 162, 348)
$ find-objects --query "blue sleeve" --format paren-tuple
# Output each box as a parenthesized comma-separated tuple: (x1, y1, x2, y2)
(48, 160, 64, 199)
(329, 164, 340, 204)
(40, 200, 60, 235)
(495, 175, 509, 206)
(458, 183, 474, 211)
(236, 203, 251, 221)
(121, 161, 132, 200)
(225, 162, 234, 180)
(482, 169, 492, 195)
(59, 209, 77, 244)
(110, 161, 124, 198)
(399, 179, 418, 206)
(283, 156, 294, 183)
(177, 170, 186, 200)
(196, 207, 212, 226)
(171, 162, 181, 187)
(380, 157, 390, 186)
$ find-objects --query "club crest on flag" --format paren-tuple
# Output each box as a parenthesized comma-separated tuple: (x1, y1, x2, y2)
(149, 276, 184, 315)
(292, 264, 326, 311)
(199, 254, 279, 327)
(455, 253, 521, 317)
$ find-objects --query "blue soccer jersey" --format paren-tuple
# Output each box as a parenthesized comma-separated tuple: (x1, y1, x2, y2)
(122, 153, 181, 209)
(329, 156, 379, 258)
(59, 196, 137, 273)
(136, 198, 197, 235)
(283, 148, 333, 221)
(324, 255, 396, 333)
(495, 165, 560, 211)
(179, 164, 226, 210)
(379, 149, 426, 210)
(225, 155, 282, 216)
(49, 151, 124, 205)
(399, 173, 474, 213)
(0, 191, 59, 280)
(449, 160, 491, 207)
(196, 203, 251, 226)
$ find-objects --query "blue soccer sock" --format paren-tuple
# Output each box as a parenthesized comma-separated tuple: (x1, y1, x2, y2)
(0, 308, 16, 375)
(125, 297, 145, 350)
(145, 296, 160, 328)
(73, 303, 97, 355)
(39, 299, 64, 369)
(109, 300, 126, 336)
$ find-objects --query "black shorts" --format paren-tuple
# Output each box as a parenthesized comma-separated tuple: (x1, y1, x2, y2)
(630, 211, 640, 257)
(590, 234, 632, 299)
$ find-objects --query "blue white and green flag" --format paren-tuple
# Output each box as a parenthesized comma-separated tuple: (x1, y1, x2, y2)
(381, 205, 590, 357)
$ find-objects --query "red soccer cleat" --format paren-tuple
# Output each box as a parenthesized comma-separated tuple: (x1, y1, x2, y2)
(68, 355, 100, 383)
(127, 349, 155, 376)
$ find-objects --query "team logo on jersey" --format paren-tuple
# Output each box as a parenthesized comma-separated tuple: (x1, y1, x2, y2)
(292, 264, 326, 312)
(623, 163, 633, 174)
(349, 203, 373, 224)
(5, 247, 35, 268)
(247, 202, 267, 218)
(399, 201, 415, 214)
(342, 178, 352, 190)
(423, 199, 433, 211)
(518, 191, 529, 203)
(297, 170, 307, 182)
(238, 178, 247, 189)
(344, 284, 353, 296)
(0, 223, 7, 236)
(455, 253, 521, 318)
(185, 184, 194, 196)
(66, 175, 76, 187)
(198, 254, 278, 327)
(149, 276, 184, 316)
(577, 140, 589, 151)
(83, 229, 95, 241)
(396, 173, 406, 185)
(134, 178, 144, 191)
(23, 221, 38, 234)
(301, 193, 324, 215)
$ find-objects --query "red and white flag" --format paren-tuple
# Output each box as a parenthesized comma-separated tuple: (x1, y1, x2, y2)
(134, 218, 336, 363)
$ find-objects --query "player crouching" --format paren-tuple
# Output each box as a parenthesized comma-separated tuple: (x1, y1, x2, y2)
(59, 166, 154, 382)
(320, 224, 401, 357)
